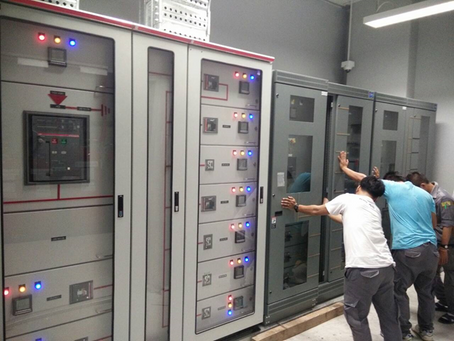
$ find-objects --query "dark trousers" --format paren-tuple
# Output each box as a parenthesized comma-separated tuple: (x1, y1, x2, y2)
(434, 248, 454, 315)
(344, 266, 401, 341)
(393, 243, 439, 335)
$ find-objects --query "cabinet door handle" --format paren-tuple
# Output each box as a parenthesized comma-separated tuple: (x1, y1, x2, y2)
(118, 195, 124, 218)
(174, 192, 180, 212)
(260, 186, 264, 204)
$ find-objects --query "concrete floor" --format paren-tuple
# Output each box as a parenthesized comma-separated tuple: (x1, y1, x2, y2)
(287, 286, 452, 341)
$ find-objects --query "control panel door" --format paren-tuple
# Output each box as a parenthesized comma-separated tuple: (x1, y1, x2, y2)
(268, 84, 326, 303)
(183, 48, 272, 341)
(326, 96, 374, 281)
(403, 108, 436, 178)
(371, 103, 406, 176)
(0, 9, 132, 341)
(130, 32, 188, 341)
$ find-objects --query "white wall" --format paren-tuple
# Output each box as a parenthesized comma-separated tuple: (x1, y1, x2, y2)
(346, 0, 413, 95)
(413, 12, 454, 193)
(210, 0, 349, 83)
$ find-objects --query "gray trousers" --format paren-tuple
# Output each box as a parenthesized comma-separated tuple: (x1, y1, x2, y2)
(344, 265, 401, 341)
(393, 243, 439, 334)
(434, 248, 454, 314)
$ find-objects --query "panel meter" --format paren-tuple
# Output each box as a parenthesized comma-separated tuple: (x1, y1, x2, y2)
(25, 112, 89, 184)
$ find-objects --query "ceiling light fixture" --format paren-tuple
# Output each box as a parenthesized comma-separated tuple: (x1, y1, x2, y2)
(364, 0, 454, 28)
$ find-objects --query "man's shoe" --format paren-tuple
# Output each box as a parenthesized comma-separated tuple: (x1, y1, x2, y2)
(435, 301, 449, 312)
(438, 313, 454, 324)
(402, 333, 413, 341)
(411, 325, 434, 341)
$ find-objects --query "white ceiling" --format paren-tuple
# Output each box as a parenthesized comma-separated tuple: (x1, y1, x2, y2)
(327, 0, 363, 6)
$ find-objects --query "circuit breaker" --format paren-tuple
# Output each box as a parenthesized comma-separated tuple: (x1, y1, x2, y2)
(25, 112, 89, 184)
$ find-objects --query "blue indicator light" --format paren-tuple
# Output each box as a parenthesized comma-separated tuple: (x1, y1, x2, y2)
(250, 75, 255, 80)
(34, 282, 42, 290)
(249, 114, 254, 120)
(246, 186, 252, 192)
(228, 310, 233, 316)
(69, 39, 76, 47)
(245, 222, 250, 228)
(36, 338, 43, 341)
(245, 256, 249, 263)
(248, 150, 253, 156)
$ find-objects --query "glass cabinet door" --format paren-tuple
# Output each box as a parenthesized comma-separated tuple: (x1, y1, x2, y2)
(130, 32, 187, 341)
(404, 108, 436, 176)
(267, 83, 326, 305)
(1, 15, 132, 341)
(371, 102, 406, 176)
(326, 95, 374, 282)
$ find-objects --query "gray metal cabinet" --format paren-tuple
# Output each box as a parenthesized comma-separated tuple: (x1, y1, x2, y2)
(265, 71, 327, 324)
(321, 84, 375, 299)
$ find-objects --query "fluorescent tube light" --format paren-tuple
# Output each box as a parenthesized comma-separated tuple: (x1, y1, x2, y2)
(364, 0, 454, 28)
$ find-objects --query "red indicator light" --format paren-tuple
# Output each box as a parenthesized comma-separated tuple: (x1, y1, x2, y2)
(38, 33, 46, 42)
(233, 150, 237, 156)
(231, 187, 236, 193)
(3, 288, 9, 296)
(229, 260, 234, 266)
(234, 112, 238, 118)
(234, 72, 240, 78)
(228, 295, 233, 301)
(51, 138, 58, 144)
(230, 224, 235, 230)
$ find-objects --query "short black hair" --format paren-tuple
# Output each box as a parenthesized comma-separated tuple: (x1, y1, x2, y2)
(406, 172, 430, 187)
(360, 176, 385, 199)
(383, 171, 405, 182)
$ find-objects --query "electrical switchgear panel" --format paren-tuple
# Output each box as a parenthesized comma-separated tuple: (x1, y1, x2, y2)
(194, 60, 263, 334)
(25, 112, 89, 184)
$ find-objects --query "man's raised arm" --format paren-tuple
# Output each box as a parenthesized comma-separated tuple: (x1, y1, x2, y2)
(338, 151, 367, 182)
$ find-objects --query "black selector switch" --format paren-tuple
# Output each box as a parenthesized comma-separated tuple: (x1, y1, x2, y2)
(235, 230, 246, 243)
(236, 195, 247, 207)
(239, 81, 250, 94)
(238, 121, 249, 134)
(234, 265, 245, 279)
(237, 159, 248, 171)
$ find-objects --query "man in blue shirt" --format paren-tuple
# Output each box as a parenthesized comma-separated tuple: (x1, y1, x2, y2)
(338, 151, 438, 341)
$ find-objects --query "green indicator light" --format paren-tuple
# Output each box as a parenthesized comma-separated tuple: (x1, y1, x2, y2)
(61, 139, 67, 145)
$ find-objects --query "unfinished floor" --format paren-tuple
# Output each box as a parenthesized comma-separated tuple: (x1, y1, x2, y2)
(287, 286, 452, 340)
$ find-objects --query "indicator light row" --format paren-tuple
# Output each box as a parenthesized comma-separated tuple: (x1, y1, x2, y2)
(233, 112, 254, 120)
(231, 186, 252, 193)
(232, 150, 253, 156)
(229, 256, 250, 266)
(234, 72, 256, 81)
(230, 221, 251, 230)
(4, 282, 42, 296)
(38, 33, 77, 46)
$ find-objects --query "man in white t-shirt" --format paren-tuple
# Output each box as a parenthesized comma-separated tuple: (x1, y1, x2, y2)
(281, 176, 400, 341)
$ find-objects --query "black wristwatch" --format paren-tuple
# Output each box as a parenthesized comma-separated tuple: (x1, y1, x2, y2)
(439, 244, 449, 250)
(294, 204, 299, 213)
